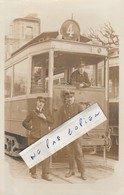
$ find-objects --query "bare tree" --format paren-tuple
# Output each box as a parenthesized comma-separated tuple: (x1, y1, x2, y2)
(87, 22, 119, 48)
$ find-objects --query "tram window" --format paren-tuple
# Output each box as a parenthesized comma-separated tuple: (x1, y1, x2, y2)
(85, 65, 96, 86)
(53, 79, 59, 85)
(60, 77, 65, 83)
(70, 65, 96, 86)
(31, 57, 46, 93)
(52, 73, 65, 85)
(109, 66, 119, 99)
(97, 62, 105, 87)
(13, 59, 28, 96)
(5, 67, 12, 98)
(70, 62, 105, 87)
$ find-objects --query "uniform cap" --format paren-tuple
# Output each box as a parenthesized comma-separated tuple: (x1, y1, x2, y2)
(80, 101, 90, 106)
(63, 90, 75, 97)
(37, 96, 46, 103)
(77, 60, 85, 67)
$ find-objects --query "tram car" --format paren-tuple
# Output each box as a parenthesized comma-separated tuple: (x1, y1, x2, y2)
(4, 19, 110, 160)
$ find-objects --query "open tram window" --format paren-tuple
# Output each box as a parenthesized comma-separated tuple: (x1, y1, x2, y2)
(53, 67, 65, 85)
(82, 62, 105, 88)
(67, 62, 97, 87)
(45, 51, 67, 87)
(13, 59, 28, 96)
(50, 52, 106, 87)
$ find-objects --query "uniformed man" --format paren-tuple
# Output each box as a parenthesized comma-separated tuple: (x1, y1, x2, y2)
(70, 61, 91, 87)
(22, 96, 53, 181)
(57, 91, 87, 180)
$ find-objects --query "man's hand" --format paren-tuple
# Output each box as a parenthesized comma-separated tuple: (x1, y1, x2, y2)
(79, 83, 84, 87)
(80, 82, 86, 87)
(38, 113, 47, 120)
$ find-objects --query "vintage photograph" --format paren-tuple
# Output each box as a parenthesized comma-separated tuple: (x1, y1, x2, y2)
(2, 0, 124, 194)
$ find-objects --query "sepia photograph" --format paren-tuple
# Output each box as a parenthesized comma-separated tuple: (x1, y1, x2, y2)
(1, 0, 124, 194)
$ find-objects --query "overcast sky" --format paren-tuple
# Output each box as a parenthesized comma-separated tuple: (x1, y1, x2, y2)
(3, 0, 123, 36)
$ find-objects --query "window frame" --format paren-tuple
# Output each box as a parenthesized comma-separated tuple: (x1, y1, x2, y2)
(13, 58, 29, 97)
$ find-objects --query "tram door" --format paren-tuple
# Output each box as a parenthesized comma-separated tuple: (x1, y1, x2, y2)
(109, 66, 119, 159)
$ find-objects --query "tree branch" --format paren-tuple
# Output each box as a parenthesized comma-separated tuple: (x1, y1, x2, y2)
(87, 22, 119, 47)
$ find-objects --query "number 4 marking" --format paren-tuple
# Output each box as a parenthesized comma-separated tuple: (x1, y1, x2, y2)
(66, 24, 74, 37)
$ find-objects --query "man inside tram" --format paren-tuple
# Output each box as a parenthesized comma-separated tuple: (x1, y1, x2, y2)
(70, 61, 91, 87)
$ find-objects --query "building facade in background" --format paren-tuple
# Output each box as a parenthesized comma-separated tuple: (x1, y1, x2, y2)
(5, 14, 40, 60)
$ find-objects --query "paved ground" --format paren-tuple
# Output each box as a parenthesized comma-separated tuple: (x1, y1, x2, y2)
(2, 155, 124, 195)
(5, 154, 115, 184)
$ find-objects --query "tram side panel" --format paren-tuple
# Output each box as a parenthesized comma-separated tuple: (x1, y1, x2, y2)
(109, 102, 119, 159)
(4, 97, 52, 156)
(5, 98, 35, 156)
(5, 101, 11, 137)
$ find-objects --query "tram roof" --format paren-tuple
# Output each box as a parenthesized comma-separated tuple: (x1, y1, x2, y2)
(11, 31, 91, 56)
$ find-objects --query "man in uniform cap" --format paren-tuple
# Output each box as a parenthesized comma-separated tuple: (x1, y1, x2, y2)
(70, 61, 91, 87)
(57, 90, 87, 180)
(22, 96, 53, 181)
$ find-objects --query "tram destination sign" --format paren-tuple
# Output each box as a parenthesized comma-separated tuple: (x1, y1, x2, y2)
(60, 19, 80, 41)
(20, 103, 107, 168)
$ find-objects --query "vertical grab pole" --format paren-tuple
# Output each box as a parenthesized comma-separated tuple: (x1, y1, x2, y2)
(105, 55, 110, 124)
(48, 49, 54, 167)
(48, 49, 54, 111)
(105, 56, 109, 103)
(27, 55, 32, 95)
(104, 52, 110, 161)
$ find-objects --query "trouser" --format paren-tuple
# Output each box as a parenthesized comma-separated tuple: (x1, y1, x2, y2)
(29, 158, 50, 175)
(28, 136, 50, 175)
(66, 137, 85, 173)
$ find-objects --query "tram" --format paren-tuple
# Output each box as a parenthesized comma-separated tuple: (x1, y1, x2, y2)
(4, 19, 110, 159)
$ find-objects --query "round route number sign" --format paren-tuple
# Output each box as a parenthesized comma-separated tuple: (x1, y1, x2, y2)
(60, 19, 80, 41)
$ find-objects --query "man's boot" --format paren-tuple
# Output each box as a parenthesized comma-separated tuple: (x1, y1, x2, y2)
(81, 172, 87, 180)
(65, 170, 75, 178)
(31, 173, 38, 179)
(42, 174, 52, 181)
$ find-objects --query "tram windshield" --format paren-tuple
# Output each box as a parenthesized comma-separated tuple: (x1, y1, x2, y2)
(30, 51, 105, 94)
(53, 63, 104, 87)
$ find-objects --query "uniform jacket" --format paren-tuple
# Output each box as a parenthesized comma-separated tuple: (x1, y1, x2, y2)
(70, 70, 91, 87)
(22, 107, 53, 139)
(57, 102, 82, 126)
